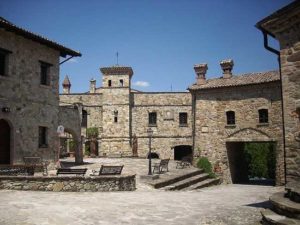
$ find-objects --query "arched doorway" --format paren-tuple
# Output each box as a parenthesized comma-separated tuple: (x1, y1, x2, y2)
(174, 145, 192, 162)
(147, 152, 159, 159)
(0, 119, 11, 164)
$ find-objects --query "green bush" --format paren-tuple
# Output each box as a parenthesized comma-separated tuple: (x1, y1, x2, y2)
(196, 157, 215, 178)
(87, 127, 99, 138)
(84, 141, 91, 156)
(244, 143, 276, 179)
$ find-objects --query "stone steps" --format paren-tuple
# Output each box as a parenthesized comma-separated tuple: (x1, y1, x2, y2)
(270, 192, 300, 219)
(181, 177, 220, 191)
(151, 169, 204, 189)
(162, 173, 210, 191)
(261, 209, 299, 225)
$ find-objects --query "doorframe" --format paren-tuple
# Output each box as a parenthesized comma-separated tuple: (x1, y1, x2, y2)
(0, 118, 13, 165)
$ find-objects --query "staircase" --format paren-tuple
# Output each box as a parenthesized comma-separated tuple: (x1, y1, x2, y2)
(150, 169, 220, 191)
(261, 182, 300, 225)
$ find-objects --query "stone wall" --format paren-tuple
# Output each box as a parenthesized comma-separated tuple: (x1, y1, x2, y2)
(257, 1, 300, 183)
(132, 92, 193, 158)
(193, 82, 284, 184)
(0, 29, 60, 164)
(0, 175, 136, 192)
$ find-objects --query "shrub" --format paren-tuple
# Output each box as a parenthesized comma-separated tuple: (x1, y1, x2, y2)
(87, 127, 99, 138)
(197, 157, 215, 178)
(244, 142, 276, 179)
(84, 142, 90, 156)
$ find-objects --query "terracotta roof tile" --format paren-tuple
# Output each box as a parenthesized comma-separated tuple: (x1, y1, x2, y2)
(189, 71, 280, 90)
(0, 17, 81, 57)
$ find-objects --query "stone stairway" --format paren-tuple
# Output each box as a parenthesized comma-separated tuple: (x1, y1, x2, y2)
(260, 182, 300, 225)
(149, 169, 220, 191)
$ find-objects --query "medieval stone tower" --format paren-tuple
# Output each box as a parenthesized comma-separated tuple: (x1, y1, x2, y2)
(100, 66, 133, 156)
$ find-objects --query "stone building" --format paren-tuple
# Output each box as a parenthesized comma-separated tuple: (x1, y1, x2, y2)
(60, 61, 284, 184)
(256, 1, 300, 183)
(189, 61, 284, 185)
(0, 17, 81, 166)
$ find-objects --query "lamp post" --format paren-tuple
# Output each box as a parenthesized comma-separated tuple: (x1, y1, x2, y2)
(147, 128, 153, 175)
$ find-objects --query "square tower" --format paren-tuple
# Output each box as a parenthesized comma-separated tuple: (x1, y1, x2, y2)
(100, 66, 133, 156)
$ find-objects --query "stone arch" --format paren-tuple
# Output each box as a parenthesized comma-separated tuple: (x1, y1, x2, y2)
(0, 119, 13, 164)
(147, 152, 160, 159)
(61, 127, 82, 164)
(226, 127, 274, 142)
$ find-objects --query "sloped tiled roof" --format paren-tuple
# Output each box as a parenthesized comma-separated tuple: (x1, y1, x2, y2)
(100, 65, 133, 77)
(189, 71, 280, 90)
(0, 17, 81, 57)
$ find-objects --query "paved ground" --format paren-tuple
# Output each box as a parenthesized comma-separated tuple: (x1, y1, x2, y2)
(0, 158, 283, 225)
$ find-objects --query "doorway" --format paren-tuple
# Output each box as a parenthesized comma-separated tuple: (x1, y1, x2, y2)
(0, 119, 11, 164)
(174, 145, 192, 162)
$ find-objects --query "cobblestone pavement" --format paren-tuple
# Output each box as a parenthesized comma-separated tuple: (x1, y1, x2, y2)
(0, 158, 283, 225)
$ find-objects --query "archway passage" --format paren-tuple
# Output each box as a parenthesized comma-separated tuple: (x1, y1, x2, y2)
(147, 152, 159, 159)
(226, 142, 276, 185)
(0, 119, 10, 164)
(174, 145, 192, 162)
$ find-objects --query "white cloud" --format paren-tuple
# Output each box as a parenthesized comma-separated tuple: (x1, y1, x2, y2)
(133, 81, 150, 87)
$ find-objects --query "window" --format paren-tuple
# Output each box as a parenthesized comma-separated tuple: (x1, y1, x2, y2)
(82, 110, 88, 127)
(226, 111, 235, 125)
(0, 48, 10, 76)
(114, 110, 118, 123)
(40, 61, 51, 85)
(259, 109, 268, 123)
(38, 126, 48, 148)
(179, 112, 188, 126)
(119, 79, 124, 87)
(108, 80, 112, 87)
(149, 112, 157, 126)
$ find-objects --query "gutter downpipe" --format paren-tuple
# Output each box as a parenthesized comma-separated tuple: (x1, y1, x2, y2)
(262, 30, 286, 185)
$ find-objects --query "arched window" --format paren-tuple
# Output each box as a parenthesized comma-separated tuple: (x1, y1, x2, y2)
(226, 111, 235, 125)
(81, 110, 88, 127)
(258, 109, 268, 123)
(108, 80, 112, 87)
(114, 110, 118, 123)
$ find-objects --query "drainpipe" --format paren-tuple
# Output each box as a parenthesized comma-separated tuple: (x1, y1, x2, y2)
(191, 91, 196, 159)
(261, 30, 286, 185)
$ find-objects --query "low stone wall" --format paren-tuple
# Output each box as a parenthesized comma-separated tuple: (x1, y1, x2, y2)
(0, 175, 136, 192)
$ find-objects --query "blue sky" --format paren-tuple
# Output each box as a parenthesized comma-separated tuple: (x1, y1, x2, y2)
(1, 0, 293, 93)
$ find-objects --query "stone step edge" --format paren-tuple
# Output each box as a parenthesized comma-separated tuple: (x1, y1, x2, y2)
(163, 173, 210, 191)
(182, 178, 221, 191)
(270, 192, 300, 219)
(151, 169, 204, 189)
(261, 208, 299, 225)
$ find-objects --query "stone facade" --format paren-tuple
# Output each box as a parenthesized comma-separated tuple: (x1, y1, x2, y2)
(0, 175, 136, 192)
(0, 17, 81, 166)
(60, 62, 285, 184)
(256, 1, 300, 183)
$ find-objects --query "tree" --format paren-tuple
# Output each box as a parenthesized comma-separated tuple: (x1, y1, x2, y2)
(87, 127, 99, 157)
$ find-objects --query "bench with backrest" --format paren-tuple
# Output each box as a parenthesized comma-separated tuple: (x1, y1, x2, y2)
(152, 159, 170, 174)
(176, 156, 192, 169)
(92, 165, 124, 175)
(56, 168, 87, 176)
(23, 156, 48, 175)
(0, 165, 35, 176)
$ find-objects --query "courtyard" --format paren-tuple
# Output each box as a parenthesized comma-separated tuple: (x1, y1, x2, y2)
(0, 158, 283, 225)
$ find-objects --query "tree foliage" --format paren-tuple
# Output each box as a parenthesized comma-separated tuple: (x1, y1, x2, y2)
(244, 142, 276, 179)
(86, 127, 99, 138)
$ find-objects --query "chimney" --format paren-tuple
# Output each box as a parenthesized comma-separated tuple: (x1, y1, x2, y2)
(194, 63, 208, 85)
(90, 78, 96, 93)
(62, 75, 71, 94)
(220, 59, 234, 79)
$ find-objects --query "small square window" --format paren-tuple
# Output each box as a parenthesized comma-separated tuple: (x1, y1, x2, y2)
(40, 61, 51, 85)
(259, 109, 268, 123)
(39, 126, 48, 148)
(119, 79, 124, 87)
(149, 112, 157, 126)
(226, 111, 235, 125)
(179, 112, 188, 126)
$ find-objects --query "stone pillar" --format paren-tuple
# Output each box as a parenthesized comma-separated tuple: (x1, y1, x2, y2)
(90, 78, 96, 93)
(194, 63, 208, 85)
(220, 59, 234, 79)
